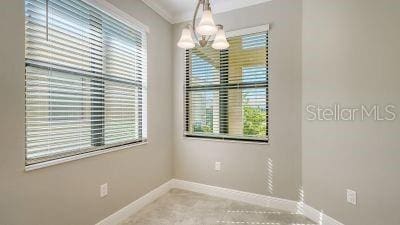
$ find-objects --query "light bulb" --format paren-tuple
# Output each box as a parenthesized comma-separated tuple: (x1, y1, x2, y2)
(196, 10, 217, 36)
(177, 27, 195, 49)
(212, 26, 229, 50)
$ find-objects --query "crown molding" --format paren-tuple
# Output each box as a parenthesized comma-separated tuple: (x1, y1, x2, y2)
(142, 0, 174, 24)
(142, 0, 272, 24)
(176, 0, 273, 23)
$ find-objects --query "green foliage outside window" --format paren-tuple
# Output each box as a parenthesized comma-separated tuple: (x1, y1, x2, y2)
(243, 104, 267, 136)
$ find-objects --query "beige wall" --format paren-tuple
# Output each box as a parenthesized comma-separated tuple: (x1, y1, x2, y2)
(0, 0, 173, 225)
(173, 0, 303, 201)
(302, 0, 400, 224)
(3, 0, 399, 224)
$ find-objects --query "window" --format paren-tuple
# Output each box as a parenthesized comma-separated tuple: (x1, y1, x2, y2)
(25, 0, 147, 166)
(185, 30, 268, 142)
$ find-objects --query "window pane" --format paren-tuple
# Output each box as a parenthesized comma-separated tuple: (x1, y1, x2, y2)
(190, 49, 220, 86)
(104, 81, 139, 145)
(226, 88, 267, 138)
(189, 91, 220, 134)
(242, 88, 267, 137)
(25, 67, 92, 160)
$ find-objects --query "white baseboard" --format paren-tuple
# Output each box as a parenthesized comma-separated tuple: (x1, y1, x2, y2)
(95, 180, 172, 225)
(95, 179, 344, 225)
(170, 179, 298, 213)
(303, 204, 344, 225)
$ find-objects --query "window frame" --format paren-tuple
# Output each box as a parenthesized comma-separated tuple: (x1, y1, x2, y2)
(183, 25, 270, 144)
(24, 0, 149, 171)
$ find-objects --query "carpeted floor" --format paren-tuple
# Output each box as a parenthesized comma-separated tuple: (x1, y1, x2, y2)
(119, 189, 316, 225)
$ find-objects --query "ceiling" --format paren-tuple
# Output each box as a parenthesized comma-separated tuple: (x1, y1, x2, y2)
(142, 0, 272, 24)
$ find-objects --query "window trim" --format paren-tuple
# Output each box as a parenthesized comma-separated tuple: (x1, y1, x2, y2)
(83, 0, 150, 33)
(182, 134, 269, 146)
(25, 141, 148, 171)
(225, 24, 269, 39)
(183, 24, 270, 144)
(24, 0, 148, 171)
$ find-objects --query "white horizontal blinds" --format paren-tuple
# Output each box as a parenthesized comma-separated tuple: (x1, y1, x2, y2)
(102, 5, 147, 146)
(25, 0, 147, 165)
(185, 31, 268, 142)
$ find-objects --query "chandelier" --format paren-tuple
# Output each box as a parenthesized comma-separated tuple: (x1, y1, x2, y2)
(177, 0, 229, 50)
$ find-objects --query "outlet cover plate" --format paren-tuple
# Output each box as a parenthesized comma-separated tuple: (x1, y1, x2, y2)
(215, 162, 221, 171)
(100, 183, 108, 198)
(347, 189, 357, 205)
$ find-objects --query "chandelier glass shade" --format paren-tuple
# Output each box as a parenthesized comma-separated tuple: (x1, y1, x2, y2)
(177, 27, 195, 49)
(177, 0, 229, 50)
(196, 10, 217, 35)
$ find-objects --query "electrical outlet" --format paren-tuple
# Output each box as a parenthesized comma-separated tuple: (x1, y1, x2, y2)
(100, 183, 108, 198)
(347, 189, 357, 205)
(215, 162, 221, 171)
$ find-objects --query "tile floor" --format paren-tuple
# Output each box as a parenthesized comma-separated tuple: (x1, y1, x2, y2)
(119, 189, 316, 225)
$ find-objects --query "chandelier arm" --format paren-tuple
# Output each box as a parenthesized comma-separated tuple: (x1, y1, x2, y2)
(206, 35, 212, 43)
(191, 0, 202, 43)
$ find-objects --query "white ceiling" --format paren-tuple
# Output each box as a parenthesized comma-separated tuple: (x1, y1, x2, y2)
(142, 0, 272, 24)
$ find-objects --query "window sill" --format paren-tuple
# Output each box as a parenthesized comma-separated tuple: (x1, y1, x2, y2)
(183, 135, 269, 145)
(25, 141, 148, 172)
